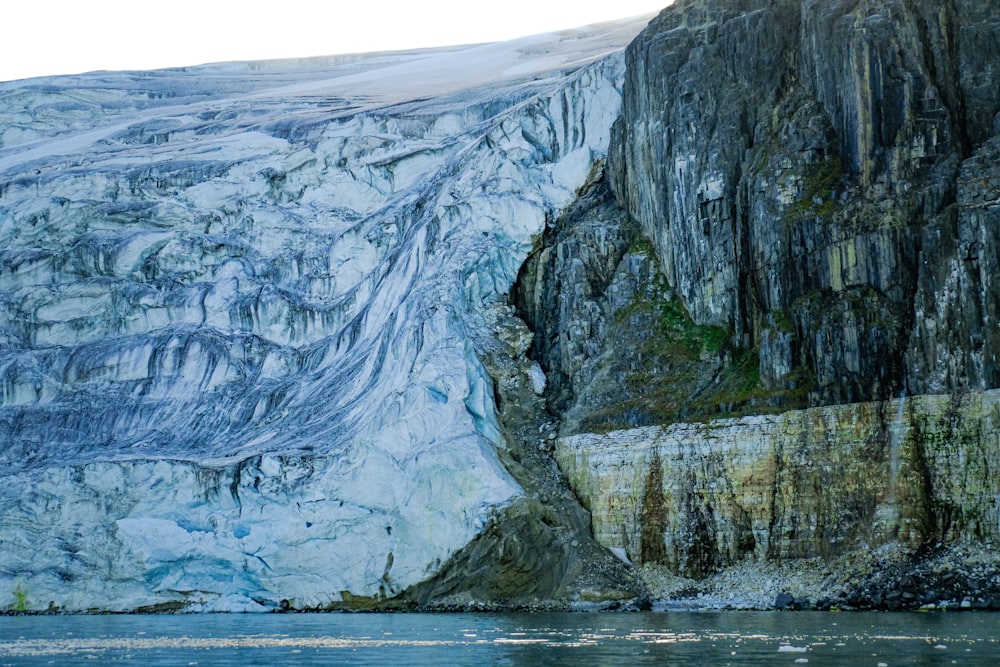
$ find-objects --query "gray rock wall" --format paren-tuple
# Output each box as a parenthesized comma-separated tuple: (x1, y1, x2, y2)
(609, 0, 1000, 405)
(512, 0, 1000, 597)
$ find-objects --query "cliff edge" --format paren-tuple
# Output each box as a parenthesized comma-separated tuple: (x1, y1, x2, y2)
(517, 0, 1000, 609)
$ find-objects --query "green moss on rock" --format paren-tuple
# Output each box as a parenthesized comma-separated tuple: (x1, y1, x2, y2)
(573, 245, 813, 433)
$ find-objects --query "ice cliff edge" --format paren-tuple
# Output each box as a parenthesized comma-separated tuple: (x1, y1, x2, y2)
(0, 19, 646, 612)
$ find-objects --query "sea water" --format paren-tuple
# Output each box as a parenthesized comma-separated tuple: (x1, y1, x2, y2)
(1, 611, 996, 666)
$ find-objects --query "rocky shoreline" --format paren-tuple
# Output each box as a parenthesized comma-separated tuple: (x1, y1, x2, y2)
(639, 542, 1000, 612)
(420, 541, 1000, 613)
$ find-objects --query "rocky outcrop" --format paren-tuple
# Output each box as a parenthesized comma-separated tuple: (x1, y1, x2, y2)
(512, 0, 1000, 606)
(513, 177, 638, 418)
(515, 177, 791, 433)
(557, 391, 1000, 577)
(609, 0, 1000, 406)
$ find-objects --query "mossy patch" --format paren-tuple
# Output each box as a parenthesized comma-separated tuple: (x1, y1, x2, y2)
(627, 233, 656, 256)
(12, 584, 28, 612)
(640, 450, 668, 565)
(571, 245, 814, 434)
(615, 272, 729, 361)
(771, 308, 795, 334)
(783, 156, 843, 221)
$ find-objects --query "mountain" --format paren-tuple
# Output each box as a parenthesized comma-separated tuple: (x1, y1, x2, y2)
(3, 0, 1000, 614)
(536, 0, 1000, 609)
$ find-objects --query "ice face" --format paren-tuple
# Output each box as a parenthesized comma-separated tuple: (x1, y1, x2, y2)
(0, 22, 635, 610)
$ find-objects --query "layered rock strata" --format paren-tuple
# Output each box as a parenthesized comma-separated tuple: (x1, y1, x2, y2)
(556, 391, 1000, 579)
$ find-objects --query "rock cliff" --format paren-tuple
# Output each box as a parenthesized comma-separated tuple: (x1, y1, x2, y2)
(514, 0, 1000, 607)
(609, 0, 1000, 406)
(557, 391, 1000, 578)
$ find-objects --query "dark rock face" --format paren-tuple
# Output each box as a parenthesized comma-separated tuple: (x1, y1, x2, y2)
(609, 0, 1000, 406)
(514, 176, 778, 433)
(908, 138, 1000, 394)
(513, 177, 639, 418)
(514, 0, 1000, 602)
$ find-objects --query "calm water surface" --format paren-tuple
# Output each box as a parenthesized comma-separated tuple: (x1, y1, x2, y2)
(0, 611, 996, 665)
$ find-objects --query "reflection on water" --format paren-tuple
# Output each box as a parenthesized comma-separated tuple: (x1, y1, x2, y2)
(1, 611, 997, 666)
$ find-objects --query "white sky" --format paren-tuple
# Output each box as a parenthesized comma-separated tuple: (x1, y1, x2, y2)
(2, 1, 672, 83)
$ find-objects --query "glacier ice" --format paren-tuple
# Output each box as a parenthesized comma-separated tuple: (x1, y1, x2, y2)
(0, 21, 640, 611)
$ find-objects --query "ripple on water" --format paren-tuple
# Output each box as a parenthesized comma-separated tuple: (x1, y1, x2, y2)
(0, 612, 997, 666)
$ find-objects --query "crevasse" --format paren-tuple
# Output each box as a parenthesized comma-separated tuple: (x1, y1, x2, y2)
(0, 26, 633, 611)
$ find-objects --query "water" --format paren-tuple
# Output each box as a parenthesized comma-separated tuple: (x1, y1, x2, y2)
(1, 612, 997, 666)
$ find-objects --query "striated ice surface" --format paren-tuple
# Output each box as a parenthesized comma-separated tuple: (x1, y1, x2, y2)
(0, 19, 644, 611)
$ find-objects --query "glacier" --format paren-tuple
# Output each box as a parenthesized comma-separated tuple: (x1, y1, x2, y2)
(0, 19, 646, 611)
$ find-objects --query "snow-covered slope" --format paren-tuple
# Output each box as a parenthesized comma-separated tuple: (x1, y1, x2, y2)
(0, 17, 648, 611)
